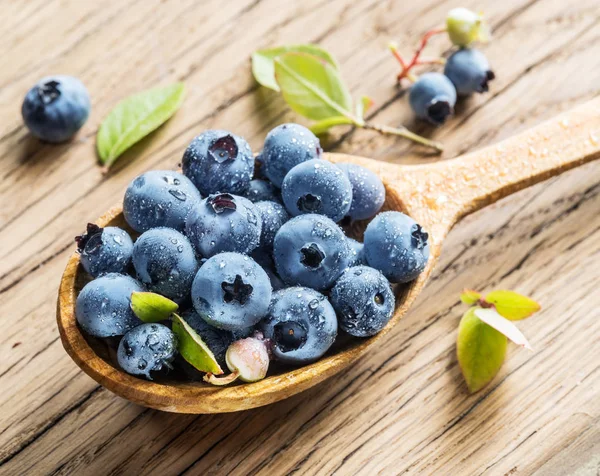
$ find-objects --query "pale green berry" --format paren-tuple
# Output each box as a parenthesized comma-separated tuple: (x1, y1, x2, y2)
(446, 8, 490, 47)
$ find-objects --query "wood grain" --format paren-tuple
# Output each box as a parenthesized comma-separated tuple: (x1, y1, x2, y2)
(1, 0, 599, 473)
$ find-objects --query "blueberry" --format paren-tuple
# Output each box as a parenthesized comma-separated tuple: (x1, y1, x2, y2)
(330, 266, 395, 337)
(185, 193, 262, 258)
(21, 75, 90, 143)
(75, 224, 133, 278)
(244, 179, 280, 202)
(132, 228, 198, 301)
(123, 170, 202, 233)
(255, 200, 289, 249)
(182, 130, 254, 195)
(273, 214, 351, 291)
(409, 72, 457, 125)
(251, 248, 286, 291)
(364, 211, 430, 283)
(117, 323, 177, 379)
(181, 310, 234, 369)
(76, 273, 144, 337)
(281, 159, 353, 222)
(336, 163, 386, 221)
(259, 287, 337, 364)
(347, 237, 367, 267)
(260, 123, 322, 187)
(444, 48, 495, 96)
(191, 252, 272, 330)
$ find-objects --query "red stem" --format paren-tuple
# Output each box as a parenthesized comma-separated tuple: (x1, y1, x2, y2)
(394, 28, 446, 82)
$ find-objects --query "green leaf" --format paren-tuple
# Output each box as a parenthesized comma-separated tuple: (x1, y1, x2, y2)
(274, 52, 355, 121)
(355, 96, 374, 120)
(171, 313, 223, 375)
(485, 290, 541, 321)
(457, 307, 507, 393)
(252, 44, 338, 91)
(460, 289, 481, 305)
(309, 116, 355, 135)
(130, 292, 178, 323)
(97, 82, 185, 168)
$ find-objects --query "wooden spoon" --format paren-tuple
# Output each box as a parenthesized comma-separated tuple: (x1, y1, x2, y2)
(57, 98, 600, 413)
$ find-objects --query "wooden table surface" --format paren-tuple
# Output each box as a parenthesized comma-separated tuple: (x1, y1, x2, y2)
(1, 0, 599, 474)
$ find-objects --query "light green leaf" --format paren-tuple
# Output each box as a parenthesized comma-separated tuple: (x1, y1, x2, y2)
(97, 82, 185, 168)
(460, 289, 481, 305)
(130, 292, 178, 323)
(252, 44, 338, 92)
(171, 313, 223, 375)
(355, 96, 374, 120)
(309, 116, 355, 135)
(274, 52, 354, 121)
(457, 307, 507, 393)
(485, 290, 541, 321)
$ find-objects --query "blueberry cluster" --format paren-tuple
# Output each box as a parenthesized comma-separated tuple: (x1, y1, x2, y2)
(74, 123, 430, 381)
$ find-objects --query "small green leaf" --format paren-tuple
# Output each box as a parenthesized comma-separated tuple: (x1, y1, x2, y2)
(355, 96, 374, 120)
(274, 52, 355, 121)
(97, 82, 185, 168)
(309, 116, 355, 135)
(457, 307, 507, 393)
(130, 292, 178, 323)
(485, 290, 541, 321)
(252, 44, 338, 91)
(171, 313, 223, 375)
(460, 289, 481, 305)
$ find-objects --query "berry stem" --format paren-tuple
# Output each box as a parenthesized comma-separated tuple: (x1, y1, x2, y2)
(390, 28, 447, 82)
(204, 370, 240, 386)
(362, 122, 444, 152)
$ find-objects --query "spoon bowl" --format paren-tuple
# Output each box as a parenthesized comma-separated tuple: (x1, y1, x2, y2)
(57, 98, 600, 413)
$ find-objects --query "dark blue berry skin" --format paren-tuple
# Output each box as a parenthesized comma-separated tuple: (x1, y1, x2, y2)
(182, 130, 254, 195)
(259, 287, 337, 365)
(76, 224, 133, 278)
(347, 238, 367, 267)
(260, 123, 323, 188)
(409, 72, 457, 125)
(117, 323, 177, 379)
(76, 273, 144, 337)
(181, 310, 234, 369)
(273, 214, 351, 291)
(364, 211, 430, 283)
(281, 159, 353, 222)
(244, 179, 280, 203)
(444, 48, 494, 96)
(337, 163, 385, 221)
(132, 228, 198, 302)
(251, 248, 286, 291)
(255, 201, 289, 249)
(21, 75, 90, 143)
(123, 170, 202, 233)
(330, 266, 395, 337)
(185, 193, 262, 258)
(191, 252, 272, 331)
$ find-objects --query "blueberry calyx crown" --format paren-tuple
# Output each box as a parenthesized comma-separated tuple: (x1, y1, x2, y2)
(297, 193, 322, 213)
(480, 70, 496, 93)
(427, 100, 453, 125)
(208, 193, 237, 214)
(300, 243, 325, 269)
(221, 274, 253, 305)
(273, 321, 308, 352)
(411, 224, 429, 250)
(374, 292, 385, 305)
(36, 80, 61, 106)
(75, 223, 104, 253)
(209, 135, 238, 163)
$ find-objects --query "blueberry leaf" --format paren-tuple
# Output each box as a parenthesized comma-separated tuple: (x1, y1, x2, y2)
(309, 116, 355, 135)
(252, 45, 338, 92)
(460, 289, 481, 305)
(171, 313, 223, 375)
(130, 292, 178, 323)
(474, 308, 532, 350)
(97, 82, 185, 168)
(484, 290, 541, 321)
(457, 306, 507, 393)
(274, 52, 355, 121)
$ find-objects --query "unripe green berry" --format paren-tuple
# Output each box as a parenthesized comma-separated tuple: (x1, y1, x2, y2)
(446, 8, 490, 47)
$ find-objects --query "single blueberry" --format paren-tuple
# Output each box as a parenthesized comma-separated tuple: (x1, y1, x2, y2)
(21, 75, 90, 143)
(255, 200, 290, 249)
(75, 223, 133, 277)
(259, 287, 337, 364)
(260, 123, 322, 187)
(330, 266, 395, 337)
(444, 48, 495, 96)
(76, 273, 144, 337)
(336, 163, 386, 221)
(117, 323, 177, 379)
(273, 214, 351, 291)
(409, 72, 457, 125)
(347, 237, 367, 267)
(244, 179, 280, 202)
(123, 170, 202, 233)
(132, 228, 198, 301)
(185, 193, 262, 258)
(181, 310, 234, 370)
(182, 130, 254, 195)
(191, 252, 272, 331)
(364, 211, 430, 283)
(281, 159, 353, 222)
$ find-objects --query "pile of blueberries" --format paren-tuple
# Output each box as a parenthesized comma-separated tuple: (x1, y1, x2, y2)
(75, 124, 430, 381)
